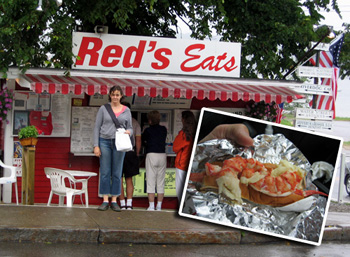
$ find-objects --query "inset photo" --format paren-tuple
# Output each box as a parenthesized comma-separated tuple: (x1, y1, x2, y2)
(179, 107, 343, 246)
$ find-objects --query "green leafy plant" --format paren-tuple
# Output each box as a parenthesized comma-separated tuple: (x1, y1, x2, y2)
(0, 87, 13, 124)
(18, 125, 41, 139)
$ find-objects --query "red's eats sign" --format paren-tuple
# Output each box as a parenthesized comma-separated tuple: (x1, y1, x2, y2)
(73, 32, 241, 78)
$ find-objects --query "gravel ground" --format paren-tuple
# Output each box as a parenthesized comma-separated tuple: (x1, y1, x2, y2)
(329, 201, 350, 212)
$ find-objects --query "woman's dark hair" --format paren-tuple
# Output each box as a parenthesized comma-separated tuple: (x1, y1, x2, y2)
(147, 110, 161, 125)
(108, 85, 124, 102)
(182, 111, 196, 141)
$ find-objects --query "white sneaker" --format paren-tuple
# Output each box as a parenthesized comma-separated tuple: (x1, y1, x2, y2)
(156, 207, 162, 211)
(147, 206, 155, 211)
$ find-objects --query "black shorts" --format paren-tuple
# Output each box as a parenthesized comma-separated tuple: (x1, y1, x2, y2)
(122, 150, 140, 178)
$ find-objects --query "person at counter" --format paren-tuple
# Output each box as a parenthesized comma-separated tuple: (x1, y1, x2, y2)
(142, 110, 167, 211)
(173, 111, 197, 203)
(93, 85, 133, 212)
(119, 102, 141, 210)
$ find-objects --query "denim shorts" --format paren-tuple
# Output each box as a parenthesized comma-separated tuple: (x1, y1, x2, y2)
(99, 137, 125, 196)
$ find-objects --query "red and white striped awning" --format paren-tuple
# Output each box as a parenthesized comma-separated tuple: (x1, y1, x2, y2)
(18, 71, 303, 104)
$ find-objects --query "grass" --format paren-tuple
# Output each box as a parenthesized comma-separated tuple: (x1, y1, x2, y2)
(335, 117, 350, 121)
(344, 141, 350, 146)
(280, 119, 293, 126)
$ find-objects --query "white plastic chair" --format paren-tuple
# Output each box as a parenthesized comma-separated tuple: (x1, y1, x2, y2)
(44, 167, 89, 207)
(0, 159, 19, 205)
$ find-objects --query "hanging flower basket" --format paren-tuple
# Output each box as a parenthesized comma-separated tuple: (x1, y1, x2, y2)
(20, 137, 38, 147)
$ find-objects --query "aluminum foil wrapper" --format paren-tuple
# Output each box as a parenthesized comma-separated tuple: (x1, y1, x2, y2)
(184, 134, 328, 243)
(311, 161, 334, 184)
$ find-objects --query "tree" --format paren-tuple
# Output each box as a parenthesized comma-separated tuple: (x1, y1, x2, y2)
(0, 0, 348, 79)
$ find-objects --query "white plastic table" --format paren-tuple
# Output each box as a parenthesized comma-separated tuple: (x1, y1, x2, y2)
(65, 170, 98, 179)
(58, 170, 97, 207)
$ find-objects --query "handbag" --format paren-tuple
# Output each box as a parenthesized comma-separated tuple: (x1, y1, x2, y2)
(115, 128, 133, 152)
(104, 104, 133, 152)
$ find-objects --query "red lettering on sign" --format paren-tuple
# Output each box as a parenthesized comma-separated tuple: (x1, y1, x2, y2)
(123, 41, 146, 68)
(215, 53, 227, 71)
(180, 44, 205, 72)
(223, 56, 238, 71)
(152, 48, 172, 70)
(76, 37, 103, 66)
(181, 44, 238, 72)
(201, 56, 216, 70)
(75, 36, 239, 75)
(101, 45, 123, 67)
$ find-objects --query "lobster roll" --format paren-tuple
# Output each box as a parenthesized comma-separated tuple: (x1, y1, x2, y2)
(200, 156, 311, 207)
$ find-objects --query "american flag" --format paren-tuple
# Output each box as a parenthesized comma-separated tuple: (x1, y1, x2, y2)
(275, 102, 284, 123)
(309, 33, 344, 118)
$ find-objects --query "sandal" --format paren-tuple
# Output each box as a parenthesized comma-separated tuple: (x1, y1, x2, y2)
(126, 205, 133, 210)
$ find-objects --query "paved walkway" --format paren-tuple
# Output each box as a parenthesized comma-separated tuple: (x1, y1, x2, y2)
(0, 204, 349, 245)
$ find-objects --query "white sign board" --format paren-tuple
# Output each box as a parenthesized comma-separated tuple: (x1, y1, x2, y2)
(310, 42, 330, 51)
(296, 108, 333, 120)
(71, 107, 99, 153)
(72, 32, 241, 78)
(297, 66, 333, 78)
(295, 119, 332, 131)
(150, 96, 192, 109)
(292, 83, 332, 95)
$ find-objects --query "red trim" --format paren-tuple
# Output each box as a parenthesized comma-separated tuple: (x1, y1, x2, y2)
(22, 74, 302, 102)
(35, 83, 42, 93)
(100, 85, 108, 95)
(87, 85, 95, 95)
(62, 84, 69, 94)
(75, 84, 82, 95)
(49, 83, 55, 94)
(162, 88, 169, 98)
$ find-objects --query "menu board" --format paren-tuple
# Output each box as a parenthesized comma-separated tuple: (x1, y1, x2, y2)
(70, 107, 99, 153)
(13, 92, 71, 137)
(51, 94, 71, 137)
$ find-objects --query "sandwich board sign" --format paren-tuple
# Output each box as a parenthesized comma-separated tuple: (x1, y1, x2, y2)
(295, 119, 332, 132)
(296, 108, 333, 120)
(297, 66, 333, 78)
(292, 83, 331, 96)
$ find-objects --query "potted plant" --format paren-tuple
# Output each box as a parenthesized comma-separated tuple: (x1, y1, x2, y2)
(18, 125, 42, 146)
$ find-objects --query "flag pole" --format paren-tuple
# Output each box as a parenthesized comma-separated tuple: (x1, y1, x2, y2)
(312, 51, 320, 109)
(283, 28, 332, 79)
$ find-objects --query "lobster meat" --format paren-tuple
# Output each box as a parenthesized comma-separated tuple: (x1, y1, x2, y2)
(201, 156, 327, 207)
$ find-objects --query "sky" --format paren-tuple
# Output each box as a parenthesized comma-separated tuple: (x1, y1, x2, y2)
(319, 0, 350, 31)
(321, 0, 350, 117)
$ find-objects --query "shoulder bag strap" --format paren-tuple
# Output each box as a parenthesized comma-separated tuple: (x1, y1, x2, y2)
(104, 103, 120, 128)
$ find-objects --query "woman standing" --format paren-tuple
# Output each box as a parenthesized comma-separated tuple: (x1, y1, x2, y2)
(93, 86, 133, 211)
(142, 111, 167, 211)
(173, 111, 196, 202)
(119, 102, 141, 210)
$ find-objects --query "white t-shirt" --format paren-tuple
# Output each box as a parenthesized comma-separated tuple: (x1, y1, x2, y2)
(131, 118, 141, 147)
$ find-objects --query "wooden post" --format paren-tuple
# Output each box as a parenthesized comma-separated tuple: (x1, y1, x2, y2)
(22, 146, 36, 205)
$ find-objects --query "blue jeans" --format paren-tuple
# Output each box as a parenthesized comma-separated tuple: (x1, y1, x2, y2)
(99, 137, 125, 196)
